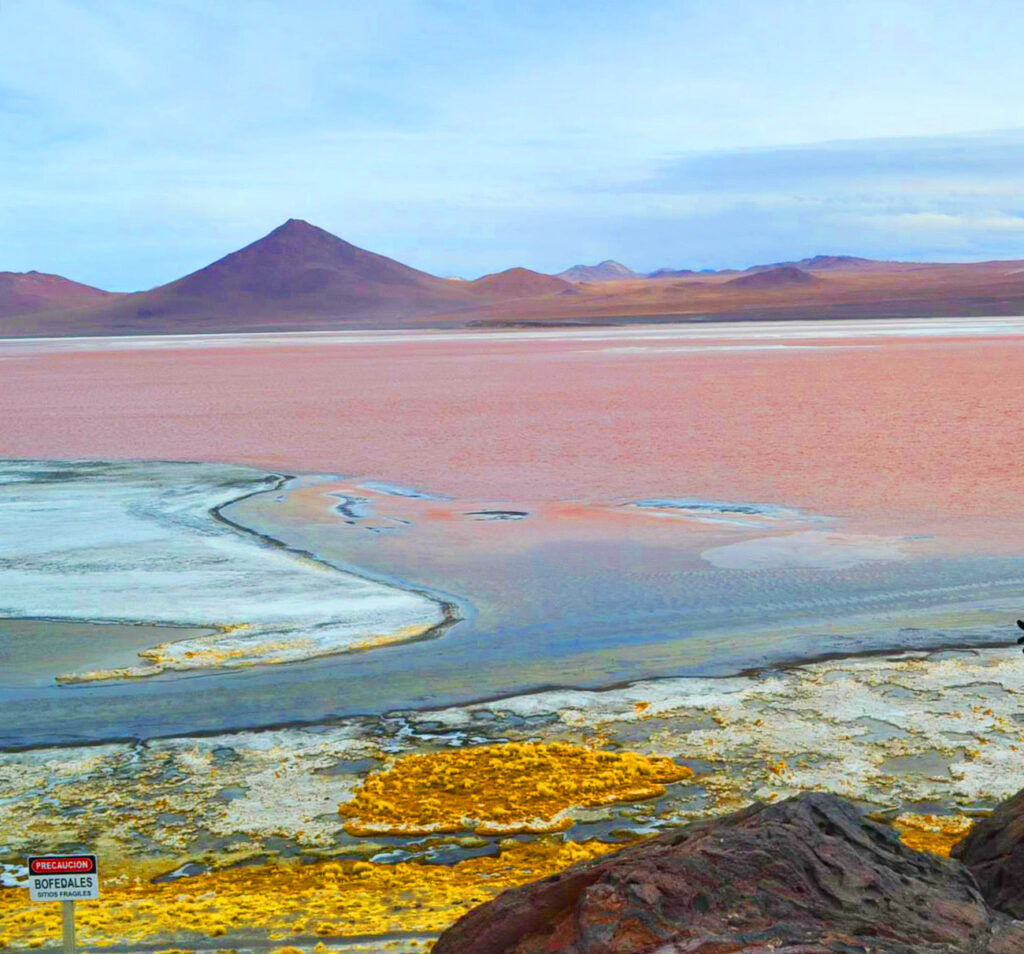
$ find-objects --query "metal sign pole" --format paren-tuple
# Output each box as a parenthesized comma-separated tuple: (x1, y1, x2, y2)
(62, 900, 75, 954)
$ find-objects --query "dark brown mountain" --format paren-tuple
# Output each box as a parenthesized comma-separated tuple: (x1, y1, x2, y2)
(114, 218, 476, 326)
(0, 220, 492, 336)
(0, 270, 114, 318)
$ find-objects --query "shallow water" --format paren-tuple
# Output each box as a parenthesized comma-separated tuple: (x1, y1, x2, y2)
(0, 619, 214, 688)
(2, 463, 1021, 748)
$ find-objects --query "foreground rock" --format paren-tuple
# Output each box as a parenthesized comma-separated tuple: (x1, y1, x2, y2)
(434, 792, 1024, 954)
(954, 787, 1024, 920)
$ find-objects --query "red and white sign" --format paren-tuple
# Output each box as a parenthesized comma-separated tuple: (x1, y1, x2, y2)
(27, 855, 99, 901)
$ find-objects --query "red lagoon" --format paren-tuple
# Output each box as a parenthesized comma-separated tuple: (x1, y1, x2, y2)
(1, 323, 1021, 545)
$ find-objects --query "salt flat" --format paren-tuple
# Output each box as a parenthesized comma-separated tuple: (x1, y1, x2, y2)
(0, 461, 446, 681)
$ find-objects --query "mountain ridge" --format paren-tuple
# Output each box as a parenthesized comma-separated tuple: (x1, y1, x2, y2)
(7, 222, 1024, 336)
(0, 270, 113, 318)
(556, 260, 636, 282)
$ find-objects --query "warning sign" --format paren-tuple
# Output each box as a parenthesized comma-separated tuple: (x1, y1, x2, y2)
(27, 855, 99, 902)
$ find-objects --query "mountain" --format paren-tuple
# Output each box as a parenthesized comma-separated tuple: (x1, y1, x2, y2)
(2, 220, 493, 335)
(0, 270, 114, 318)
(648, 267, 696, 278)
(0, 222, 587, 337)
(121, 218, 473, 322)
(470, 267, 571, 297)
(797, 254, 877, 270)
(9, 224, 1024, 337)
(557, 260, 636, 282)
(726, 265, 819, 288)
(746, 254, 879, 273)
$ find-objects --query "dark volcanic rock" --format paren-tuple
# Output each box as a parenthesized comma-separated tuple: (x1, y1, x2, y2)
(953, 786, 1024, 919)
(434, 792, 1024, 954)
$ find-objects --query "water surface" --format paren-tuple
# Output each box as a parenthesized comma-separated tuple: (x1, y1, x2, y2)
(3, 465, 1020, 748)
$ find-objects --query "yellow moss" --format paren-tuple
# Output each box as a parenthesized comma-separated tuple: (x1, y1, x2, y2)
(337, 742, 692, 836)
(348, 622, 436, 651)
(0, 840, 616, 948)
(142, 641, 304, 666)
(55, 664, 162, 684)
(892, 813, 975, 857)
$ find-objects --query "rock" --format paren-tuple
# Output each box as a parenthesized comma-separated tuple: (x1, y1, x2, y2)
(953, 786, 1024, 919)
(434, 792, 1024, 954)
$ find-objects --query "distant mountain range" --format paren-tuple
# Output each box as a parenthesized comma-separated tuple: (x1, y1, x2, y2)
(647, 267, 696, 278)
(556, 260, 637, 282)
(5, 219, 1024, 337)
(725, 265, 820, 288)
(0, 220, 577, 335)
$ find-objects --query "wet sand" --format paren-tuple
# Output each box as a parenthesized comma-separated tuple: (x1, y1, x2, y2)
(0, 619, 215, 688)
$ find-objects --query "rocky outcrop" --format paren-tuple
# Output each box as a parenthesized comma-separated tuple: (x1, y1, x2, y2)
(953, 787, 1024, 920)
(434, 792, 1024, 954)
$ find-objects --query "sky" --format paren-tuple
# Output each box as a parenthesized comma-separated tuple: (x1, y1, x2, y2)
(2, 0, 1024, 290)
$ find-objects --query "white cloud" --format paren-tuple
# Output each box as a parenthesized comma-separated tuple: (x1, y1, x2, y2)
(2, 0, 1024, 285)
(880, 212, 1024, 233)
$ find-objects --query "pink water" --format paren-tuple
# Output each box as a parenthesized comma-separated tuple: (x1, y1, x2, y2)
(1, 327, 1022, 547)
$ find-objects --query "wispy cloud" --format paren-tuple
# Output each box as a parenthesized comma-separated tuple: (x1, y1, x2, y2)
(2, 0, 1024, 287)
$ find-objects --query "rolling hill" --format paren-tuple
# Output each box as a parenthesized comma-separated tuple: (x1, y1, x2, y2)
(470, 267, 572, 297)
(726, 265, 820, 288)
(0, 271, 113, 319)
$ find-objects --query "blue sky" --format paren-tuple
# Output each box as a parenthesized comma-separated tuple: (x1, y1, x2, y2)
(2, 0, 1024, 289)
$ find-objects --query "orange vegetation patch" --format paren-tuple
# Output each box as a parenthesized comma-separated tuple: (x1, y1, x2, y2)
(337, 742, 693, 836)
(891, 813, 975, 857)
(0, 840, 617, 949)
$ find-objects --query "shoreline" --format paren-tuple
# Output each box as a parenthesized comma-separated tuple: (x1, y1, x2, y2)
(5, 313, 1024, 349)
(3, 455, 1023, 749)
(2, 637, 1017, 755)
(0, 461, 458, 688)
(4, 644, 1022, 949)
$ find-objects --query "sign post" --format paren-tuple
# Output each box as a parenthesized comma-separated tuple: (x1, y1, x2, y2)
(26, 854, 99, 954)
(62, 901, 75, 954)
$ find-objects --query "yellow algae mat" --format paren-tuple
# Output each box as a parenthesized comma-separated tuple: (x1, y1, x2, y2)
(8, 643, 1021, 952)
(0, 840, 615, 949)
(339, 742, 692, 835)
